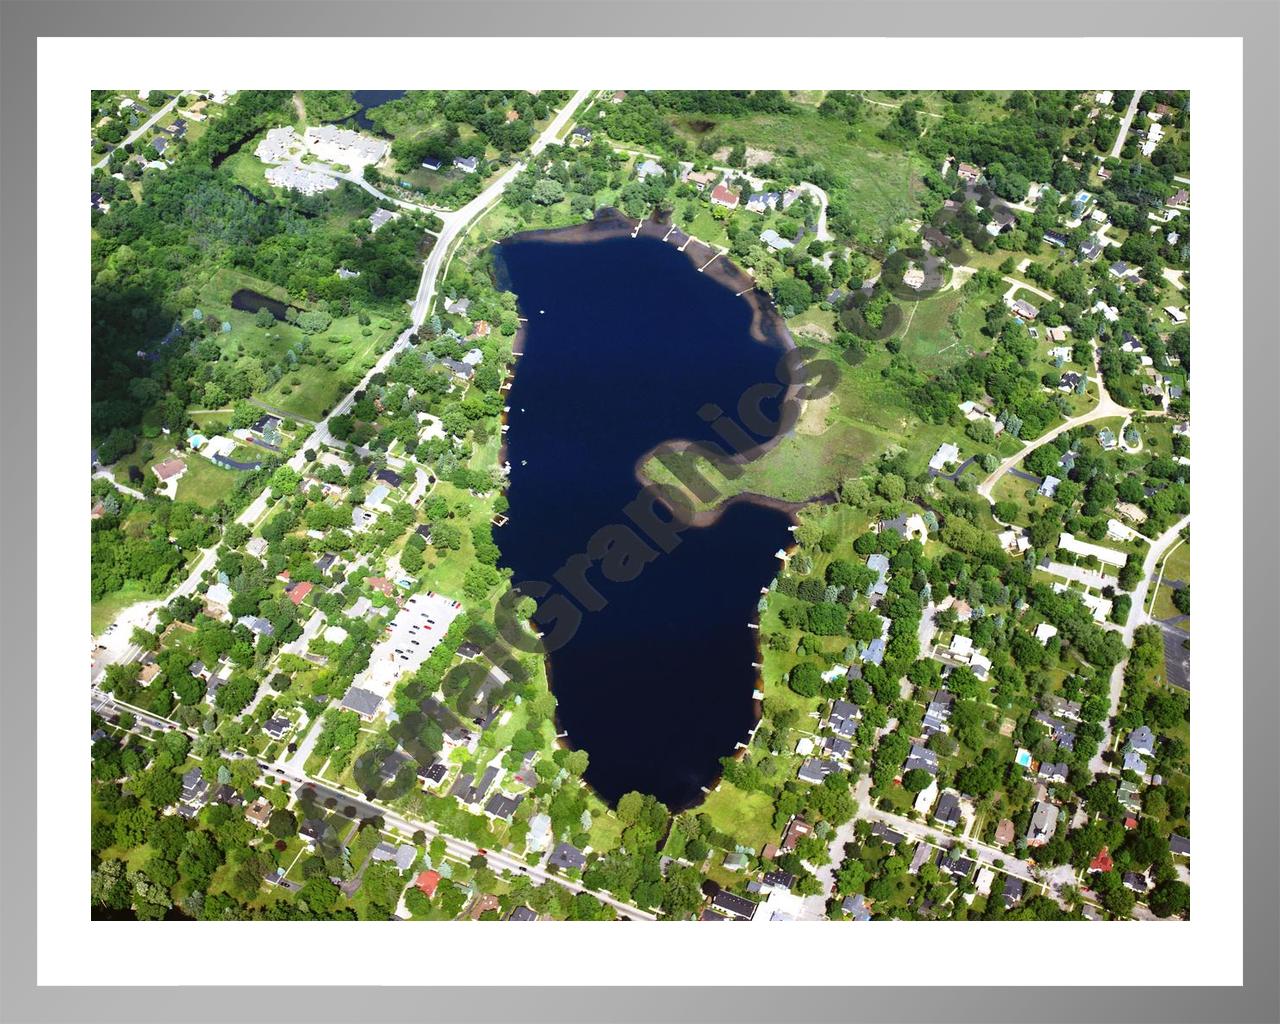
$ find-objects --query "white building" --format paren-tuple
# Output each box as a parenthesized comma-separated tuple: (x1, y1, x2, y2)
(303, 125, 389, 168)
(255, 126, 300, 163)
(929, 442, 961, 473)
(266, 164, 339, 195)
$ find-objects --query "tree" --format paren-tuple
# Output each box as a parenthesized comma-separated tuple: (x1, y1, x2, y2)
(902, 768, 932, 793)
(1148, 878, 1190, 919)
(268, 808, 297, 839)
(789, 662, 822, 698)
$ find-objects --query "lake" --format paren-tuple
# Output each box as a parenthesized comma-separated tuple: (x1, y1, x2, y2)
(230, 288, 292, 321)
(494, 212, 798, 809)
(349, 90, 406, 132)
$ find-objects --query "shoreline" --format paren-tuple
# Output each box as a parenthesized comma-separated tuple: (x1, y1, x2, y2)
(486, 206, 827, 813)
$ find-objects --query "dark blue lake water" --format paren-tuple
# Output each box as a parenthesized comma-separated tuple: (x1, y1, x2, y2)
(494, 220, 796, 809)
(350, 90, 406, 132)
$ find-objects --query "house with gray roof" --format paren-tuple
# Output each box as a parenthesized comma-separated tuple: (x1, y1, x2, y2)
(866, 553, 890, 598)
(548, 842, 586, 872)
(635, 159, 665, 180)
(842, 893, 872, 921)
(1127, 725, 1155, 757)
(760, 228, 793, 252)
(933, 791, 963, 829)
(339, 686, 382, 720)
(1025, 800, 1058, 847)
(904, 743, 938, 776)
(709, 890, 757, 921)
(484, 792, 524, 820)
(797, 758, 840, 784)
(237, 615, 274, 637)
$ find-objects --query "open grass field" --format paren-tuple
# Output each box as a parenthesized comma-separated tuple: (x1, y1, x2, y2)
(698, 781, 777, 852)
(641, 327, 1009, 512)
(91, 581, 153, 634)
(893, 288, 970, 373)
(665, 105, 929, 239)
(193, 267, 400, 421)
(174, 455, 243, 508)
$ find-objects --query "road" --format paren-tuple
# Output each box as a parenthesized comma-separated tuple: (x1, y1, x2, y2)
(1088, 513, 1191, 774)
(1001, 275, 1058, 304)
(93, 93, 184, 171)
(92, 89, 592, 649)
(266, 768, 657, 920)
(977, 348, 1130, 499)
(1110, 89, 1144, 159)
(87, 90, 654, 921)
(92, 467, 144, 500)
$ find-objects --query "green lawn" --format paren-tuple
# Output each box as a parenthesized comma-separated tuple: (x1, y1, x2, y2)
(699, 781, 777, 852)
(665, 106, 928, 239)
(174, 455, 243, 508)
(91, 581, 153, 634)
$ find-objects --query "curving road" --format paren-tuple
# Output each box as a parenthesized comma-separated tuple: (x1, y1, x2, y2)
(93, 88, 592, 649)
(977, 347, 1130, 499)
(1088, 513, 1191, 774)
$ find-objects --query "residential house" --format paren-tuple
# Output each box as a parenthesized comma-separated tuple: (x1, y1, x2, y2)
(709, 182, 740, 210)
(548, 842, 587, 872)
(865, 553, 890, 598)
(369, 208, 399, 232)
(339, 686, 382, 720)
(1038, 475, 1061, 498)
(759, 228, 793, 252)
(1010, 298, 1040, 321)
(452, 156, 479, 174)
(745, 190, 781, 213)
(686, 169, 718, 191)
(635, 159, 665, 181)
(244, 797, 273, 829)
(904, 743, 938, 777)
(263, 716, 291, 741)
(780, 818, 813, 853)
(1025, 800, 1058, 847)
(928, 441, 961, 473)
(709, 891, 757, 921)
(842, 893, 872, 921)
(484, 792, 524, 821)
(797, 758, 840, 784)
(1001, 874, 1025, 909)
(415, 870, 441, 897)
(237, 615, 275, 637)
(1123, 872, 1150, 894)
(922, 690, 955, 736)
(871, 823, 905, 847)
(827, 698, 861, 739)
(933, 791, 963, 829)
(880, 512, 929, 543)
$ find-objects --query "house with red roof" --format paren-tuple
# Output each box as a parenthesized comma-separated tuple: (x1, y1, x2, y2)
(1089, 847, 1114, 873)
(286, 580, 313, 606)
(709, 182, 740, 210)
(415, 870, 441, 897)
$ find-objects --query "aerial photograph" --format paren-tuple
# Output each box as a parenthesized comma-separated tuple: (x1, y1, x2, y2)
(88, 87, 1192, 924)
